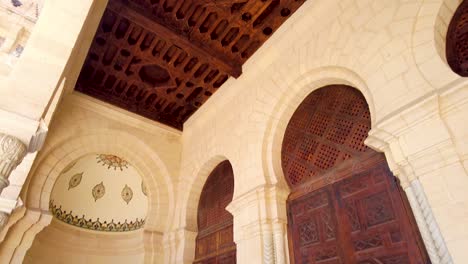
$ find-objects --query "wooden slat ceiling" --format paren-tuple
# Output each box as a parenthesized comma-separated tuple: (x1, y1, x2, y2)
(75, 0, 306, 130)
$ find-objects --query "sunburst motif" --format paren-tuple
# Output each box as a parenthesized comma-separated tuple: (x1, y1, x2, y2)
(96, 154, 129, 171)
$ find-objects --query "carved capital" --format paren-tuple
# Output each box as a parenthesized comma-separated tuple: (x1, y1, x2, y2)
(0, 133, 27, 192)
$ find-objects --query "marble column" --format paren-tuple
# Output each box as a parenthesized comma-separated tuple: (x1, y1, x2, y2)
(0, 133, 27, 230)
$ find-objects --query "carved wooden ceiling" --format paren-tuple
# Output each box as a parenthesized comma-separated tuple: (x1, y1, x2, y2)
(75, 0, 306, 130)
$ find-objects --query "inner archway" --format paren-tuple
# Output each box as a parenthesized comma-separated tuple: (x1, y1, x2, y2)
(24, 153, 148, 264)
(281, 85, 430, 263)
(194, 160, 236, 264)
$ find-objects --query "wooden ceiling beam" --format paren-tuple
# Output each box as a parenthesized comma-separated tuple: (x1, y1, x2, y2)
(109, 0, 242, 78)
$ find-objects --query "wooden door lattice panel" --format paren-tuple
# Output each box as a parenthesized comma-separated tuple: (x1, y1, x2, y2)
(195, 161, 236, 264)
(281, 85, 371, 187)
(282, 85, 430, 264)
(447, 0, 468, 76)
(287, 160, 430, 264)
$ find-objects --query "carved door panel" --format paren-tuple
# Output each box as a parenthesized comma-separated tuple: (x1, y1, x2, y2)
(288, 160, 430, 264)
(194, 161, 236, 264)
(336, 162, 428, 263)
(288, 187, 344, 264)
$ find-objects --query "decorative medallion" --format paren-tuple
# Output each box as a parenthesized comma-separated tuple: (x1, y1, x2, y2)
(96, 154, 129, 171)
(68, 172, 83, 190)
(92, 182, 106, 201)
(121, 184, 133, 204)
(141, 181, 148, 196)
(61, 160, 77, 174)
(49, 200, 145, 232)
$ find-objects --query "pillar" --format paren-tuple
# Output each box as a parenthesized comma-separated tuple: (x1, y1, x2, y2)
(364, 91, 468, 264)
(0, 133, 27, 231)
(226, 184, 289, 264)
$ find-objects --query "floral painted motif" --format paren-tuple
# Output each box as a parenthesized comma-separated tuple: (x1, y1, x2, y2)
(96, 154, 129, 171)
(141, 181, 148, 196)
(92, 182, 106, 201)
(68, 172, 83, 190)
(121, 184, 133, 204)
(49, 201, 145, 232)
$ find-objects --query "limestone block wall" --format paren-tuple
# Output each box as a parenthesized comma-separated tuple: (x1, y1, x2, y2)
(0, 0, 467, 263)
(174, 0, 468, 263)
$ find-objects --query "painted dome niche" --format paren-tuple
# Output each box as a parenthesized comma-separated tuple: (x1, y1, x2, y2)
(50, 154, 149, 232)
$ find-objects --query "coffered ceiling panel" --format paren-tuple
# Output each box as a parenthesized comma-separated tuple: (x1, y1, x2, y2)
(75, 0, 306, 130)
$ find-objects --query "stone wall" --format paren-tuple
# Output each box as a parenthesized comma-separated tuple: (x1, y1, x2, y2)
(0, 0, 467, 263)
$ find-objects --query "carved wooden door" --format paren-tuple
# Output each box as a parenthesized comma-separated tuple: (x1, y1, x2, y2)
(287, 157, 430, 264)
(282, 85, 430, 264)
(194, 161, 236, 264)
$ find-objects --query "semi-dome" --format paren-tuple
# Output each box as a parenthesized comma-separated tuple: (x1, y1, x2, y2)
(49, 154, 148, 232)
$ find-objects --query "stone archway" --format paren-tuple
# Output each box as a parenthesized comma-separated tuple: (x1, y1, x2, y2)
(0, 130, 174, 263)
(281, 85, 430, 263)
(194, 160, 236, 264)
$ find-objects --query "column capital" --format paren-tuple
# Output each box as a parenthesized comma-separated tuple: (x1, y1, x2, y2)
(366, 94, 461, 181)
(226, 184, 289, 218)
(0, 133, 27, 186)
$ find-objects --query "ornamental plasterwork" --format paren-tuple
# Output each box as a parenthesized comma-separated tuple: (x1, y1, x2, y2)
(0, 133, 27, 188)
(92, 182, 105, 201)
(141, 181, 148, 196)
(96, 154, 129, 171)
(68, 172, 83, 190)
(121, 184, 133, 204)
(49, 201, 145, 232)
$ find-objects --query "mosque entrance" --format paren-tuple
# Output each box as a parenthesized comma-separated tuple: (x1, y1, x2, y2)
(282, 86, 430, 264)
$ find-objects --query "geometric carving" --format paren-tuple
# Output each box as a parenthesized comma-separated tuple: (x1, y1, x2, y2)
(282, 85, 371, 188)
(353, 234, 383, 251)
(299, 220, 319, 245)
(344, 201, 361, 232)
(315, 246, 339, 262)
(447, 0, 468, 76)
(339, 173, 369, 197)
(321, 209, 336, 240)
(75, 0, 307, 130)
(0, 133, 27, 192)
(285, 86, 430, 264)
(363, 191, 395, 227)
